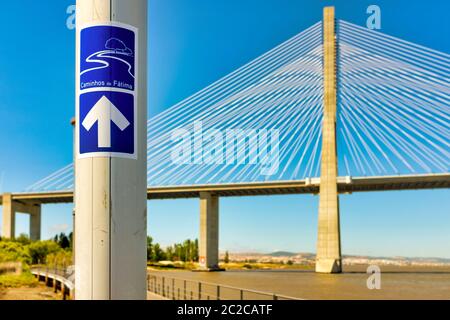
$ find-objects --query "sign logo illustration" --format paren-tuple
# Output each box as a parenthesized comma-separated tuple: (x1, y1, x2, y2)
(78, 23, 138, 159)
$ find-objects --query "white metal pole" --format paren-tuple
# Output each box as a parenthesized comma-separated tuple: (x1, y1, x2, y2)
(75, 0, 147, 300)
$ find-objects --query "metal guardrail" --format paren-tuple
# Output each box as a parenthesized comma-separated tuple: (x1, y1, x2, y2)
(35, 265, 75, 281)
(147, 274, 302, 300)
(31, 266, 75, 299)
(30, 267, 302, 300)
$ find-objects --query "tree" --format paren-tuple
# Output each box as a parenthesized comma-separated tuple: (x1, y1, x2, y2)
(58, 233, 70, 249)
(224, 251, 230, 264)
(193, 239, 199, 262)
(68, 232, 73, 250)
(145, 235, 200, 262)
(184, 239, 191, 262)
(15, 233, 31, 245)
(151, 243, 165, 262)
(28, 241, 60, 264)
(175, 244, 184, 261)
(146, 236, 153, 261)
(166, 246, 174, 261)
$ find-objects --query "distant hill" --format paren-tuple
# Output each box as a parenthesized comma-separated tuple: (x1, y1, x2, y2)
(267, 251, 297, 257)
(226, 251, 450, 265)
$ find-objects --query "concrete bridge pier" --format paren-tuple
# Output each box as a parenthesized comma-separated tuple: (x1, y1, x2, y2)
(29, 204, 41, 241)
(315, 6, 342, 274)
(1, 194, 15, 239)
(198, 192, 221, 271)
(1, 193, 41, 240)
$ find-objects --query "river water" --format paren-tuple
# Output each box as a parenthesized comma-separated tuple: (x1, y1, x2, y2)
(148, 265, 450, 300)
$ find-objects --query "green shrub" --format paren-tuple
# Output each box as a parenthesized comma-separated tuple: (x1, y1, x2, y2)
(46, 250, 73, 268)
(0, 272, 37, 288)
(0, 241, 31, 264)
(15, 234, 32, 245)
(27, 241, 61, 265)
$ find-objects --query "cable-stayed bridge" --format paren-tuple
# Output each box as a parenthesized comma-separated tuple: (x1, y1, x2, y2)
(1, 8, 449, 273)
(18, 20, 450, 189)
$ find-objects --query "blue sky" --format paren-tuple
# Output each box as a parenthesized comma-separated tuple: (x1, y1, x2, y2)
(0, 0, 449, 257)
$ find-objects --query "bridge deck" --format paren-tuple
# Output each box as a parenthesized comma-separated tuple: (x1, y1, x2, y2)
(0, 173, 448, 205)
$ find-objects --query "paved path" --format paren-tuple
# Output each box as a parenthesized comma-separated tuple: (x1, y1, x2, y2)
(147, 291, 168, 300)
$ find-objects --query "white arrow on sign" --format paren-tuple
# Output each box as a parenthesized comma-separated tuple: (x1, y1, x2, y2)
(82, 95, 130, 148)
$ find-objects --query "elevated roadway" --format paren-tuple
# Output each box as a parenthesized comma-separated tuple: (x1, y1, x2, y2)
(1, 173, 449, 204)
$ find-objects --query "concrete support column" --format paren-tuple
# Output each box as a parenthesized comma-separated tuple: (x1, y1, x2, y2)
(199, 192, 220, 270)
(1, 195, 41, 240)
(1, 193, 15, 239)
(29, 204, 41, 241)
(75, 0, 148, 299)
(315, 6, 342, 274)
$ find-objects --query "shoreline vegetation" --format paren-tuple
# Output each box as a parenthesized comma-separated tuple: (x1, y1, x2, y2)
(0, 233, 72, 292)
(147, 261, 315, 271)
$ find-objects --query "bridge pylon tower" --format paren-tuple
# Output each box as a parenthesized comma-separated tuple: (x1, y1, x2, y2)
(315, 6, 342, 273)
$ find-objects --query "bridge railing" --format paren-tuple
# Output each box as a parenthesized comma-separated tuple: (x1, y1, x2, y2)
(31, 266, 75, 299)
(33, 265, 75, 282)
(147, 274, 301, 300)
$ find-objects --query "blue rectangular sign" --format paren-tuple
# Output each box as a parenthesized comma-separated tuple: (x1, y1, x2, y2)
(80, 25, 135, 91)
(79, 91, 134, 155)
(77, 22, 138, 159)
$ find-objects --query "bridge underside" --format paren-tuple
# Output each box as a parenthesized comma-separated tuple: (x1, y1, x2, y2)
(1, 173, 448, 205)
